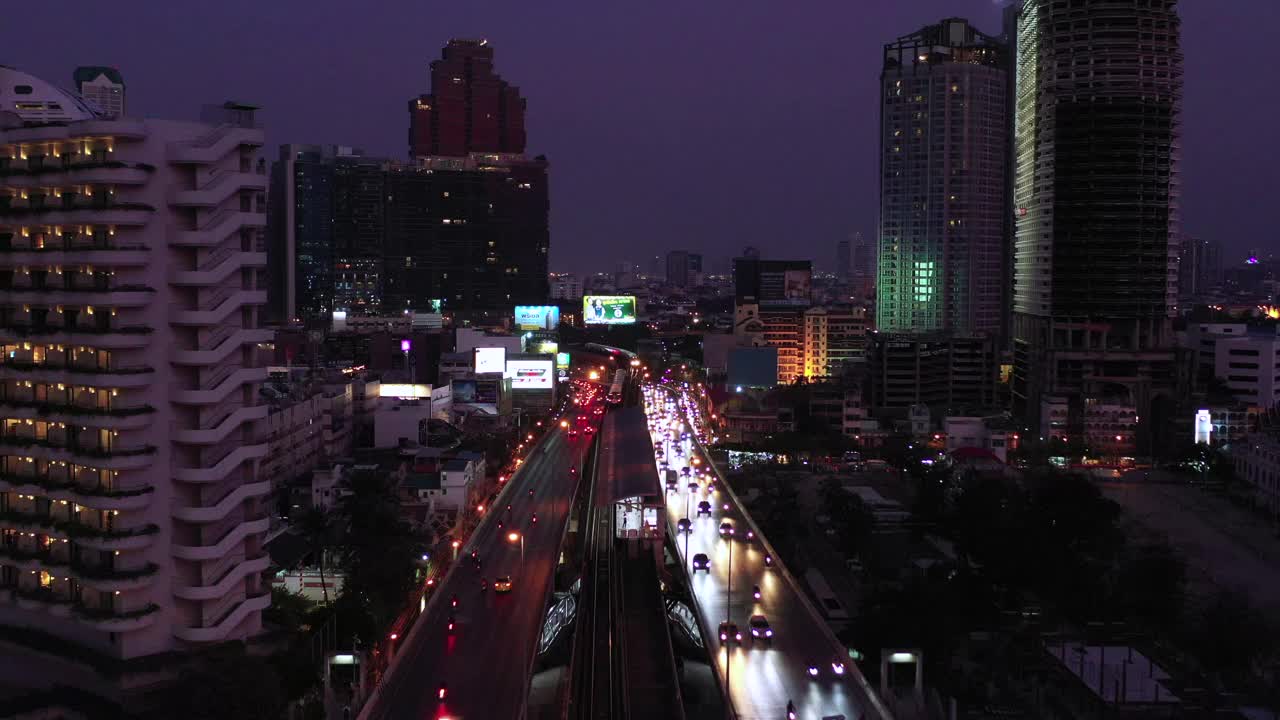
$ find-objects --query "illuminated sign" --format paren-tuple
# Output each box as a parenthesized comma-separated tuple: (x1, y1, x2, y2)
(1194, 409, 1212, 445)
(505, 359, 554, 389)
(556, 352, 571, 369)
(514, 305, 560, 331)
(379, 384, 431, 399)
(534, 340, 559, 355)
(474, 347, 506, 374)
(583, 295, 636, 325)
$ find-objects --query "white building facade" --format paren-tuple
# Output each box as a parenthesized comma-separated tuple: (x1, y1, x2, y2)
(0, 69, 270, 668)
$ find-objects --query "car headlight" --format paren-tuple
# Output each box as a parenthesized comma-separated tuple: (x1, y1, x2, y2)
(765, 630, 773, 637)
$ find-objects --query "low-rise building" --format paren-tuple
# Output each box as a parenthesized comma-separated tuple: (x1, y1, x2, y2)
(259, 370, 354, 491)
(1233, 431, 1280, 518)
(943, 414, 1019, 463)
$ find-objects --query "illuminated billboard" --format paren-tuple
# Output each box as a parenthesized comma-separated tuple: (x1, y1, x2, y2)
(506, 359, 554, 389)
(533, 340, 559, 355)
(514, 305, 560, 331)
(556, 352, 571, 369)
(583, 295, 636, 325)
(474, 347, 506, 374)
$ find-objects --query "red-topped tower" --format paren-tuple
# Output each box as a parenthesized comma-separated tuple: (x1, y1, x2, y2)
(408, 39, 527, 159)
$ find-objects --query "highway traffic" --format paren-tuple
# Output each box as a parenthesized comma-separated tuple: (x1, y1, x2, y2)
(644, 381, 891, 720)
(362, 384, 606, 720)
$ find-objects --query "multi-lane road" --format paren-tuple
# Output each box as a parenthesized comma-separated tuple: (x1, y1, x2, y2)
(646, 384, 892, 720)
(362, 401, 600, 720)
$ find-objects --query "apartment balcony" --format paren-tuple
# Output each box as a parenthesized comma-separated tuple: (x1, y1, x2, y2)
(172, 367, 266, 405)
(170, 329, 272, 365)
(170, 290, 267, 326)
(171, 251, 267, 287)
(171, 516, 269, 561)
(173, 406, 267, 445)
(169, 171, 266, 208)
(1, 163, 151, 189)
(0, 235, 151, 267)
(0, 472, 154, 511)
(0, 201, 154, 228)
(167, 125, 264, 165)
(0, 362, 154, 389)
(75, 603, 161, 633)
(173, 443, 267, 484)
(1, 286, 155, 308)
(170, 210, 265, 247)
(173, 553, 270, 601)
(0, 323, 153, 350)
(172, 479, 270, 523)
(0, 401, 156, 431)
(0, 438, 155, 471)
(0, 118, 146, 145)
(0, 509, 160, 549)
(76, 561, 159, 593)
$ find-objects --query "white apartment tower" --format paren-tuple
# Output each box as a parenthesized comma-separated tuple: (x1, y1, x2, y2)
(73, 66, 126, 119)
(0, 68, 270, 680)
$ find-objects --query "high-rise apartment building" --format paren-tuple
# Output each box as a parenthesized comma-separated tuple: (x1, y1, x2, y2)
(803, 305, 869, 380)
(408, 39, 527, 160)
(73, 66, 126, 119)
(836, 239, 851, 282)
(1010, 0, 1182, 445)
(877, 18, 1008, 336)
(0, 69, 270, 689)
(1177, 236, 1222, 302)
(666, 250, 703, 288)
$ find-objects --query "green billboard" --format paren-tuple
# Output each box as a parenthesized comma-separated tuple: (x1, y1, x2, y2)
(583, 295, 636, 325)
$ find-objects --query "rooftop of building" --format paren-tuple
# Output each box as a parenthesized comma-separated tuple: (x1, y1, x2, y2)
(72, 65, 125, 88)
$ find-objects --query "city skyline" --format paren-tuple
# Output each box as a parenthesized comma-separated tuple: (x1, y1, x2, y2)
(5, 0, 1274, 274)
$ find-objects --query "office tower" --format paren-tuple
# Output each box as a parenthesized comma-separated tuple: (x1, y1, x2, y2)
(877, 18, 1008, 336)
(331, 156, 386, 314)
(1010, 0, 1182, 444)
(1177, 236, 1222, 301)
(0, 69, 270, 689)
(666, 250, 703, 288)
(267, 145, 377, 322)
(733, 258, 812, 307)
(73, 66, 126, 118)
(408, 39, 526, 159)
(836, 238, 851, 282)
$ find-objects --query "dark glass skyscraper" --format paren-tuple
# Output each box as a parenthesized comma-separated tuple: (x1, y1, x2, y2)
(268, 145, 381, 321)
(1010, 0, 1182, 446)
(877, 18, 1008, 336)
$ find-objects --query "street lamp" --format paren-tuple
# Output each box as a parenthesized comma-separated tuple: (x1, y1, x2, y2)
(508, 531, 524, 571)
(451, 539, 461, 560)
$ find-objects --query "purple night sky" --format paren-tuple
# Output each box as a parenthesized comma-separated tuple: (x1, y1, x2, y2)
(6, 1, 1273, 274)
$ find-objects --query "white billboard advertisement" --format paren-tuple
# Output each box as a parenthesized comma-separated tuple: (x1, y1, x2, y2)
(514, 305, 561, 331)
(474, 347, 506, 374)
(505, 359, 554, 389)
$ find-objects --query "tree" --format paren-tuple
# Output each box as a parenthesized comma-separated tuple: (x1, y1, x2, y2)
(334, 469, 420, 637)
(265, 586, 315, 633)
(1112, 541, 1186, 630)
(300, 507, 335, 605)
(1186, 590, 1277, 688)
